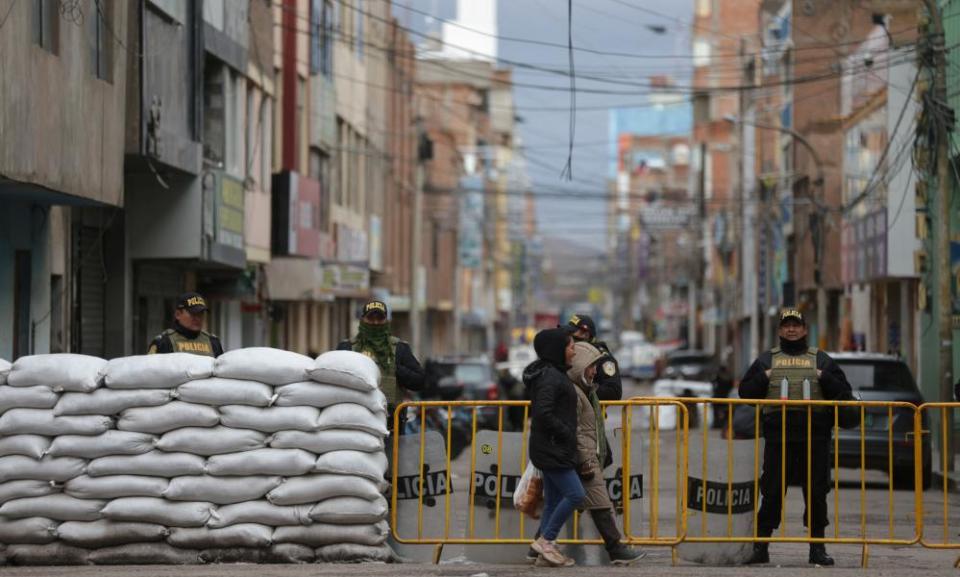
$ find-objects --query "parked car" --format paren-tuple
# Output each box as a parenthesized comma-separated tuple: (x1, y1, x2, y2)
(662, 350, 718, 382)
(617, 341, 663, 381)
(423, 357, 501, 430)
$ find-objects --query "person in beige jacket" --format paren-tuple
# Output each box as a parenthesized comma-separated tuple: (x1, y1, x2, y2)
(567, 341, 646, 565)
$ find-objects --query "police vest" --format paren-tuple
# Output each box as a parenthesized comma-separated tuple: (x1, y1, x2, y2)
(765, 346, 822, 412)
(352, 336, 401, 406)
(165, 329, 217, 357)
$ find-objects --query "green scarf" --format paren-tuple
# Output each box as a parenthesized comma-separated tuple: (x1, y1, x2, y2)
(355, 322, 395, 374)
(589, 388, 607, 464)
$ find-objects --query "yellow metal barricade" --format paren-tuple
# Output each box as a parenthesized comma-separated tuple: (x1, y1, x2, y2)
(917, 402, 958, 564)
(389, 399, 689, 550)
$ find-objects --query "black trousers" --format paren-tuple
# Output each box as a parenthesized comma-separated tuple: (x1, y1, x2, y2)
(756, 426, 831, 537)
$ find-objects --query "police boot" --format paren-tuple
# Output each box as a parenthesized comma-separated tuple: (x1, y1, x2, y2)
(808, 544, 834, 566)
(745, 542, 769, 564)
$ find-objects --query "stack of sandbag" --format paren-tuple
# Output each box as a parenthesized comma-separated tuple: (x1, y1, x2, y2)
(0, 348, 394, 566)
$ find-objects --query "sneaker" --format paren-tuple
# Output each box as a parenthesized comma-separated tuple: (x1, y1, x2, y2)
(808, 544, 834, 566)
(525, 547, 539, 563)
(608, 545, 647, 566)
(745, 542, 769, 564)
(531, 537, 569, 567)
(534, 552, 575, 567)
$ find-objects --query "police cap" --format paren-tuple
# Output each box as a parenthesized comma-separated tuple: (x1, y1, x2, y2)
(176, 292, 208, 314)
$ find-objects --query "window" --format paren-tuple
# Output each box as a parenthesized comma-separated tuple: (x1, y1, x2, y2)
(89, 0, 113, 81)
(355, 0, 364, 59)
(204, 61, 226, 165)
(693, 38, 711, 67)
(321, 0, 334, 77)
(261, 98, 272, 192)
(32, 0, 58, 54)
(246, 86, 257, 182)
(310, 0, 322, 74)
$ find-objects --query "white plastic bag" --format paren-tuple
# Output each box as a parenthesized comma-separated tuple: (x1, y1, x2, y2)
(272, 520, 389, 547)
(316, 403, 388, 437)
(0, 517, 59, 544)
(7, 354, 106, 393)
(64, 475, 169, 499)
(0, 480, 59, 504)
(308, 351, 380, 392)
(0, 435, 51, 459)
(0, 494, 105, 521)
(167, 523, 273, 549)
(269, 429, 384, 454)
(207, 500, 312, 528)
(266, 474, 382, 506)
(100, 497, 213, 527)
(176, 378, 276, 407)
(0, 409, 113, 436)
(163, 475, 282, 505)
(87, 543, 198, 565)
(54, 389, 174, 416)
(219, 405, 320, 433)
(206, 449, 316, 477)
(56, 520, 169, 548)
(155, 426, 267, 456)
(46, 431, 158, 459)
(0, 456, 87, 483)
(86, 451, 206, 478)
(0, 385, 59, 413)
(117, 401, 219, 434)
(513, 461, 543, 518)
(214, 348, 314, 385)
(274, 381, 387, 413)
(308, 495, 388, 524)
(314, 450, 388, 483)
(103, 353, 214, 389)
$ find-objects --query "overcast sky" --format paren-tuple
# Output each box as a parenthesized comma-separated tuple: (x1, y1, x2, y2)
(401, 0, 693, 249)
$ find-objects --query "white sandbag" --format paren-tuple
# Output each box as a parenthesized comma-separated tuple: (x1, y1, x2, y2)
(269, 429, 384, 454)
(0, 517, 59, 544)
(219, 405, 319, 433)
(266, 474, 382, 506)
(0, 409, 113, 436)
(195, 545, 316, 564)
(0, 494, 104, 521)
(0, 456, 86, 483)
(317, 403, 388, 437)
(309, 495, 388, 524)
(314, 450, 388, 483)
(87, 543, 198, 565)
(214, 348, 314, 385)
(117, 401, 219, 434)
(0, 435, 51, 459)
(54, 388, 174, 416)
(163, 476, 282, 505)
(168, 523, 273, 549)
(315, 543, 394, 563)
(155, 426, 267, 456)
(100, 497, 213, 527)
(207, 500, 312, 528)
(7, 354, 106, 393)
(46, 431, 157, 459)
(5, 543, 91, 565)
(0, 385, 59, 413)
(0, 480, 58, 504)
(103, 353, 214, 389)
(206, 449, 316, 477)
(86, 451, 206, 478)
(308, 351, 380, 392)
(0, 358, 11, 384)
(57, 520, 169, 548)
(271, 543, 316, 563)
(176, 377, 276, 407)
(64, 475, 169, 499)
(273, 521, 389, 547)
(274, 381, 387, 413)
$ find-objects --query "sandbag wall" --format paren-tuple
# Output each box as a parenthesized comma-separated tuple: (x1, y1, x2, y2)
(0, 349, 393, 565)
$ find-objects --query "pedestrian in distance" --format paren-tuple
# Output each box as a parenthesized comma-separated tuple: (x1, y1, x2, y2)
(738, 308, 854, 567)
(566, 314, 622, 401)
(147, 292, 224, 357)
(524, 327, 586, 567)
(338, 300, 425, 434)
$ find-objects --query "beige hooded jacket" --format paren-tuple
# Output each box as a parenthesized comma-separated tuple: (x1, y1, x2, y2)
(567, 341, 615, 510)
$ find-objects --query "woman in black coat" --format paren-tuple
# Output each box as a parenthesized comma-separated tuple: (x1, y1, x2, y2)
(523, 328, 585, 566)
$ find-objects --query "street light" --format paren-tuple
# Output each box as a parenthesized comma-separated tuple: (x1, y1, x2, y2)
(724, 114, 829, 348)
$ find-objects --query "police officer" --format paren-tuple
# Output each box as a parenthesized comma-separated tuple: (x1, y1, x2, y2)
(565, 314, 621, 401)
(338, 300, 425, 433)
(739, 308, 853, 566)
(147, 292, 224, 357)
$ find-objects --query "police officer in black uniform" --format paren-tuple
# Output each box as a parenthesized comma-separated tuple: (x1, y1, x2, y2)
(147, 292, 224, 357)
(739, 308, 853, 567)
(565, 314, 622, 401)
(337, 300, 425, 433)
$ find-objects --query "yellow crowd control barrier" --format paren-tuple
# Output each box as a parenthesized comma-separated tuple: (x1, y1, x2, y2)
(917, 402, 959, 566)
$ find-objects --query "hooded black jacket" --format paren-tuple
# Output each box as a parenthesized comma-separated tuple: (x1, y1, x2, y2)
(525, 329, 579, 470)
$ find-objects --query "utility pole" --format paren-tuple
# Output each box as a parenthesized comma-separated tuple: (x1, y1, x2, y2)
(411, 126, 431, 356)
(690, 141, 707, 350)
